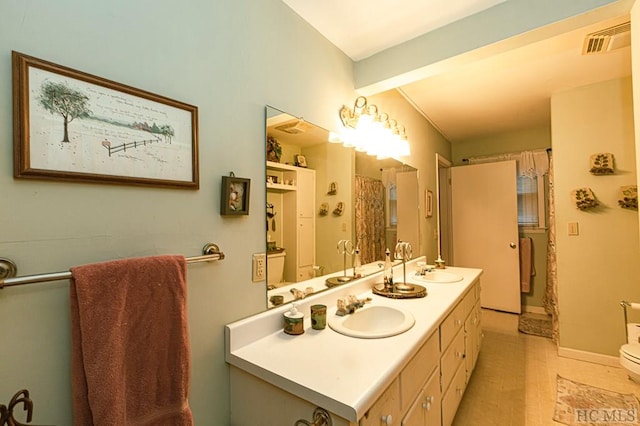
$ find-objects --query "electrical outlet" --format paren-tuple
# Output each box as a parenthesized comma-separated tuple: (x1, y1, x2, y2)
(252, 253, 266, 282)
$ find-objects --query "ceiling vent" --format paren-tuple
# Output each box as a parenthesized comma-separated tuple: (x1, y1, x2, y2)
(275, 120, 313, 134)
(583, 21, 631, 55)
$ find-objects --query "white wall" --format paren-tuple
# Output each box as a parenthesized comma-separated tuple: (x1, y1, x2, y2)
(552, 77, 640, 356)
(0, 1, 354, 423)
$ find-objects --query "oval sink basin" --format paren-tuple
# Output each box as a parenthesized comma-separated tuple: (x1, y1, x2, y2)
(329, 305, 415, 339)
(415, 271, 463, 283)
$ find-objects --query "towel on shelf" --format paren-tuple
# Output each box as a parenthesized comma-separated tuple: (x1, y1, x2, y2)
(70, 255, 193, 426)
(519, 237, 536, 293)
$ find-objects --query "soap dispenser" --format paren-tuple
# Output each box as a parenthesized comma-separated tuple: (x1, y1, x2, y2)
(283, 303, 304, 335)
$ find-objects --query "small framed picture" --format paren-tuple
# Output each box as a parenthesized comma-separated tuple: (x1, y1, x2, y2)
(295, 154, 307, 168)
(426, 189, 433, 218)
(221, 175, 250, 215)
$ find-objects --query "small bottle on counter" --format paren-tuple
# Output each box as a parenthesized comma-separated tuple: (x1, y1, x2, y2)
(383, 248, 393, 290)
(353, 248, 362, 278)
(283, 303, 304, 335)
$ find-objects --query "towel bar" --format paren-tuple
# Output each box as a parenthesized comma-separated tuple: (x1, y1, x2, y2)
(0, 243, 225, 289)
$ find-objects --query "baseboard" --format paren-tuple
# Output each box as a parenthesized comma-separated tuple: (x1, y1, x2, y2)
(558, 346, 620, 367)
(521, 305, 547, 315)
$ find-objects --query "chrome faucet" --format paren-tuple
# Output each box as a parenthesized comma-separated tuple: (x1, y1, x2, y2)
(335, 295, 371, 316)
(336, 239, 355, 278)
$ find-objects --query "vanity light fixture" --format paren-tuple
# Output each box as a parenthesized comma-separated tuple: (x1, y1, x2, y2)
(332, 96, 410, 159)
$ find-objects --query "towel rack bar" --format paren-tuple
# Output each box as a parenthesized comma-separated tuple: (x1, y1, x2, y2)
(0, 243, 225, 289)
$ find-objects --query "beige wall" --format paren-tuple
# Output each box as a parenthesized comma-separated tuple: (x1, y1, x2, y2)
(367, 90, 452, 264)
(552, 76, 640, 356)
(451, 125, 551, 309)
(632, 2, 640, 239)
(304, 142, 355, 274)
(0, 1, 356, 423)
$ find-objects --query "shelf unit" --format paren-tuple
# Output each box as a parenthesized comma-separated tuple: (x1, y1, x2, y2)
(266, 161, 316, 283)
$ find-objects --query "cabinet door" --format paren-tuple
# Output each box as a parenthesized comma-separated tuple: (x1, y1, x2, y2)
(464, 312, 476, 382)
(423, 367, 442, 425)
(297, 168, 315, 218)
(401, 367, 441, 426)
(441, 363, 467, 426)
(298, 217, 315, 267)
(360, 379, 400, 426)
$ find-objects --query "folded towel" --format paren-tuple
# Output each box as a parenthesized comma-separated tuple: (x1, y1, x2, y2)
(70, 255, 193, 426)
(519, 237, 535, 293)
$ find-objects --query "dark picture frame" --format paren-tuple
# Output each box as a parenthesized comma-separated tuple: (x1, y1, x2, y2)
(221, 176, 251, 215)
(12, 51, 199, 189)
(295, 154, 307, 168)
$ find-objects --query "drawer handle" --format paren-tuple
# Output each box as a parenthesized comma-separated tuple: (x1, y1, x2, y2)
(381, 414, 393, 425)
(456, 351, 466, 359)
(422, 395, 435, 411)
(455, 319, 462, 326)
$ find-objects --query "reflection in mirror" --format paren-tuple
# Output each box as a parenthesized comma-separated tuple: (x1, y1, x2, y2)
(265, 106, 418, 309)
(436, 154, 453, 266)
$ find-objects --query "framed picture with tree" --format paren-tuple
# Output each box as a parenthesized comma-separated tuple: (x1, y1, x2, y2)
(12, 51, 199, 189)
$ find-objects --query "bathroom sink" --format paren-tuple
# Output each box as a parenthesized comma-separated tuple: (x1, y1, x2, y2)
(328, 305, 415, 339)
(415, 271, 463, 283)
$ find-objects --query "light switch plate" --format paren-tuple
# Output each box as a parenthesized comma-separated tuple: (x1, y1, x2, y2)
(252, 253, 266, 282)
(567, 222, 579, 236)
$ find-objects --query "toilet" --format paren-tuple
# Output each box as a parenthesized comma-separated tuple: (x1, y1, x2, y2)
(619, 302, 640, 383)
(267, 250, 287, 288)
(620, 344, 640, 383)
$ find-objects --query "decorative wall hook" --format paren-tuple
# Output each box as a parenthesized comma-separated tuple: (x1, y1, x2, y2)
(571, 187, 598, 210)
(589, 153, 614, 175)
(1, 389, 33, 426)
(618, 185, 638, 209)
(332, 202, 344, 216)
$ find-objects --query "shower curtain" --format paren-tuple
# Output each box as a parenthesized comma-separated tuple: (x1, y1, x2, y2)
(543, 152, 560, 342)
(355, 175, 386, 265)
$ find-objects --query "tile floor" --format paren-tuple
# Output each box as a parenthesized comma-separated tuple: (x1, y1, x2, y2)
(452, 309, 640, 425)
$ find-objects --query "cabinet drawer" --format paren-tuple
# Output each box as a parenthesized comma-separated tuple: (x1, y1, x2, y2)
(441, 362, 467, 426)
(440, 301, 465, 352)
(400, 329, 440, 413)
(401, 366, 441, 426)
(440, 328, 465, 392)
(360, 378, 400, 426)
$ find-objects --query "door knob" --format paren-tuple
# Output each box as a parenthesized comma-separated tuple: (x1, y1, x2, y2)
(509, 242, 517, 249)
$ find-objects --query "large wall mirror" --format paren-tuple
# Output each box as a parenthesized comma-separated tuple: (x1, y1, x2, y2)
(265, 106, 419, 308)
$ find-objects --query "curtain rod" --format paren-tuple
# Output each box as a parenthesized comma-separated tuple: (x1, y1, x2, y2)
(0, 243, 225, 289)
(462, 147, 551, 163)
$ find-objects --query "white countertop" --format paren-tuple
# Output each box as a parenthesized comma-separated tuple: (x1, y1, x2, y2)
(225, 257, 482, 422)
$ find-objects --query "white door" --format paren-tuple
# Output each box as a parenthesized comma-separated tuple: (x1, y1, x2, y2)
(451, 161, 521, 313)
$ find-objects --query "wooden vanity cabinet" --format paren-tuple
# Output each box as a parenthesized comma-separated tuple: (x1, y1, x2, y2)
(228, 278, 481, 426)
(440, 281, 482, 426)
